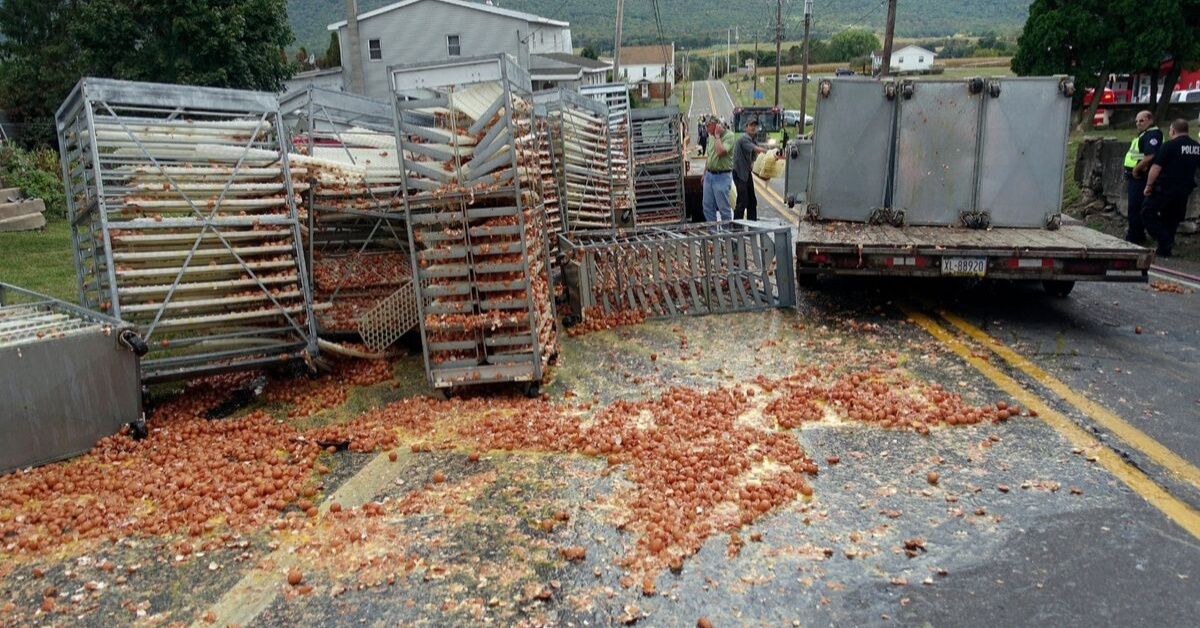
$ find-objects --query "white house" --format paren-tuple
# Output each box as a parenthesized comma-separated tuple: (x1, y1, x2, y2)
(617, 44, 675, 100)
(328, 0, 574, 100)
(529, 53, 611, 91)
(871, 45, 936, 75)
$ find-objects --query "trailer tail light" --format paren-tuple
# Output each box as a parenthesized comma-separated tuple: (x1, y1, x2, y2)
(809, 252, 829, 264)
(1109, 258, 1135, 270)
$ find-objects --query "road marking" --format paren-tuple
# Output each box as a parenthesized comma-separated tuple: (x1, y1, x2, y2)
(194, 450, 407, 627)
(713, 80, 737, 113)
(753, 177, 797, 223)
(1149, 270, 1200, 292)
(933, 307, 1200, 493)
(705, 81, 718, 117)
(901, 306, 1200, 541)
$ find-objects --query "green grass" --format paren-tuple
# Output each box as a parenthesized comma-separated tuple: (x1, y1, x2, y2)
(0, 220, 77, 301)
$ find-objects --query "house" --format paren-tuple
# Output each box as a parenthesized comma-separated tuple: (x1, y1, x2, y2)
(871, 45, 936, 75)
(328, 0, 573, 100)
(282, 67, 345, 94)
(529, 53, 611, 91)
(617, 44, 675, 100)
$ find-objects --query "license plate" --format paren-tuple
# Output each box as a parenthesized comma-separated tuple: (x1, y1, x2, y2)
(941, 257, 987, 277)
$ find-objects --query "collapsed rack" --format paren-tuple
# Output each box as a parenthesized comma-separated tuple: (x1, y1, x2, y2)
(630, 106, 686, 225)
(394, 56, 558, 392)
(278, 87, 417, 350)
(55, 78, 317, 382)
(558, 221, 796, 323)
(580, 83, 635, 227)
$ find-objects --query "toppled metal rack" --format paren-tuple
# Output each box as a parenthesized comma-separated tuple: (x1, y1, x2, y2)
(559, 221, 796, 322)
(1, 282, 145, 473)
(56, 78, 317, 382)
(630, 106, 686, 225)
(580, 83, 635, 227)
(539, 88, 619, 231)
(278, 87, 417, 347)
(393, 56, 558, 392)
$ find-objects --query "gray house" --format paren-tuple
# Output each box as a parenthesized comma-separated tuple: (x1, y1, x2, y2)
(329, 0, 574, 100)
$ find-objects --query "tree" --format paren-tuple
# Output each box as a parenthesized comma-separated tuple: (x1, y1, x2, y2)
(829, 29, 880, 63)
(322, 32, 341, 69)
(0, 0, 295, 144)
(580, 46, 599, 60)
(0, 1, 85, 128)
(1118, 0, 1200, 120)
(1012, 0, 1127, 128)
(75, 0, 294, 91)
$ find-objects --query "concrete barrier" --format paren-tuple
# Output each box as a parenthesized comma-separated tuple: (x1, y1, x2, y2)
(0, 197, 46, 232)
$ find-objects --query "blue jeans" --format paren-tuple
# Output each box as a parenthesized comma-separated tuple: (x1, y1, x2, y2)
(702, 171, 733, 221)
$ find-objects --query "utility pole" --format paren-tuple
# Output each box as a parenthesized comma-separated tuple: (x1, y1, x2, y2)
(773, 0, 782, 108)
(612, 0, 625, 83)
(727, 28, 732, 78)
(754, 31, 759, 102)
(344, 0, 365, 95)
(880, 0, 898, 77)
(799, 0, 813, 133)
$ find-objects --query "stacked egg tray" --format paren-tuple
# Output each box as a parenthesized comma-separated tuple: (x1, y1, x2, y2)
(55, 78, 317, 382)
(580, 83, 635, 227)
(394, 70, 558, 392)
(531, 103, 564, 270)
(279, 87, 416, 340)
(630, 107, 686, 225)
(558, 221, 797, 323)
(540, 88, 619, 231)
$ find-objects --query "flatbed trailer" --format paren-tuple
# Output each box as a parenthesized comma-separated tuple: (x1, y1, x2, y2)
(793, 220, 1152, 295)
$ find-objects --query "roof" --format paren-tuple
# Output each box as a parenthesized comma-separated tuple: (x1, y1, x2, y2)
(328, 0, 569, 31)
(536, 52, 611, 72)
(528, 55, 583, 81)
(620, 45, 674, 66)
(873, 44, 936, 58)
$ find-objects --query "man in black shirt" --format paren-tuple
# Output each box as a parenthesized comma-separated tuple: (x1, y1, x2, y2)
(1123, 111, 1162, 243)
(1142, 119, 1200, 258)
(733, 117, 775, 220)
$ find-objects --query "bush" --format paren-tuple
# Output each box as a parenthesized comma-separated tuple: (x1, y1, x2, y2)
(0, 145, 65, 219)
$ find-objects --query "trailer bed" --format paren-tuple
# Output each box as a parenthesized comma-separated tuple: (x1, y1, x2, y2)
(795, 221, 1152, 285)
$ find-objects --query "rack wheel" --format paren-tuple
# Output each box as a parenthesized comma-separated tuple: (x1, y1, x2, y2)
(548, 351, 559, 366)
(524, 382, 541, 398)
(562, 314, 577, 328)
(129, 417, 148, 440)
(436, 387, 455, 400)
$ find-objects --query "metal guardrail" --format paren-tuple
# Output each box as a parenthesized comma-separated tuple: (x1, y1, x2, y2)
(54, 78, 317, 382)
(394, 62, 558, 393)
(558, 221, 796, 322)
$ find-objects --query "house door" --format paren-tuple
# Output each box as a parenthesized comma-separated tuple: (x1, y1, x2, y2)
(641, 83, 649, 99)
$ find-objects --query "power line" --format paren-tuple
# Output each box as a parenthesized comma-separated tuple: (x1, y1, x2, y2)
(519, 0, 575, 44)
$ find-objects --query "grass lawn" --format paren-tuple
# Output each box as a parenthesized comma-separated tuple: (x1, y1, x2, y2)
(0, 219, 77, 301)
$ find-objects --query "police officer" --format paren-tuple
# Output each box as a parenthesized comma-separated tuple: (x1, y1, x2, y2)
(1124, 111, 1163, 244)
(1142, 119, 1200, 258)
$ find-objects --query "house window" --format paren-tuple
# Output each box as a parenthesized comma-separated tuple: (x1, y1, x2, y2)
(447, 34, 461, 57)
(623, 68, 629, 78)
(918, 56, 924, 63)
(642, 67, 647, 78)
(368, 39, 382, 61)
(898, 56, 904, 63)
(539, 32, 544, 44)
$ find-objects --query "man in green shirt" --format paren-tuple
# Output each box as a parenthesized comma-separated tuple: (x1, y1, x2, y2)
(702, 117, 737, 221)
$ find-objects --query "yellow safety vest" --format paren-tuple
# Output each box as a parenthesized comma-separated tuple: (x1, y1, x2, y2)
(1124, 127, 1159, 169)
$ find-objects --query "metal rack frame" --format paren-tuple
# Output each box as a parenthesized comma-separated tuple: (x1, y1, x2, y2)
(539, 88, 620, 231)
(558, 221, 796, 321)
(580, 83, 635, 227)
(278, 87, 416, 343)
(630, 106, 686, 225)
(393, 56, 557, 391)
(55, 78, 317, 382)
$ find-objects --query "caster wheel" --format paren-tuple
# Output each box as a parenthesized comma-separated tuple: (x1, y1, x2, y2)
(129, 417, 148, 440)
(524, 383, 541, 398)
(562, 315, 577, 328)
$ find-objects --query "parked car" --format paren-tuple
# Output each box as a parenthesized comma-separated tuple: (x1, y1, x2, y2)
(785, 73, 809, 84)
(782, 110, 814, 127)
(834, 68, 855, 76)
(1170, 89, 1200, 103)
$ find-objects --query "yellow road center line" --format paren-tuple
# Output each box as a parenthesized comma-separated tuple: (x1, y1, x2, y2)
(934, 308, 1200, 493)
(705, 81, 717, 117)
(901, 306, 1200, 541)
(753, 177, 797, 223)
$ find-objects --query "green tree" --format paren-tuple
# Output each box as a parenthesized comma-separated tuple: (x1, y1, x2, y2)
(1012, 0, 1126, 127)
(323, 32, 341, 68)
(1118, 0, 1200, 120)
(0, 1, 84, 130)
(580, 45, 599, 60)
(0, 0, 295, 144)
(76, 0, 294, 91)
(829, 29, 880, 62)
